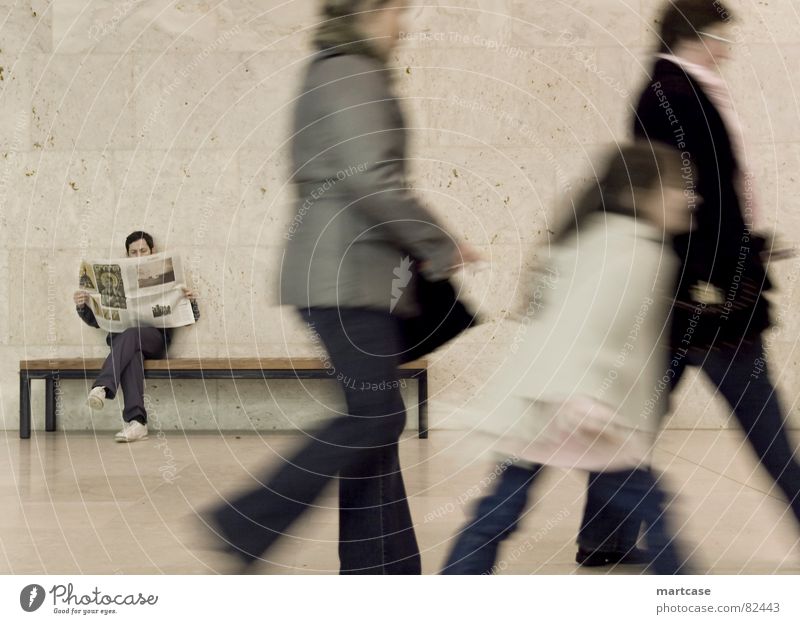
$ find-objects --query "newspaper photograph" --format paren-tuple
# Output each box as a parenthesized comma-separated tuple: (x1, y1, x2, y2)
(77, 252, 196, 332)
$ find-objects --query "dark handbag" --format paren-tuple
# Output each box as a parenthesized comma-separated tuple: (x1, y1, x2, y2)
(398, 274, 478, 364)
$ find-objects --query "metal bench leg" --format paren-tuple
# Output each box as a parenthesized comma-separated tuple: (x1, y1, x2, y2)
(45, 376, 57, 432)
(20, 373, 32, 439)
(418, 371, 428, 440)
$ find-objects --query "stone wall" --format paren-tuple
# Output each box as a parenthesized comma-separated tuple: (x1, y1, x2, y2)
(2, 1, 799, 432)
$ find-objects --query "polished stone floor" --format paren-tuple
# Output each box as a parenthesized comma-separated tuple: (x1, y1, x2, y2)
(2, 429, 799, 575)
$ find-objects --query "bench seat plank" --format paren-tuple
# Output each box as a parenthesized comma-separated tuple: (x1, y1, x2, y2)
(21, 357, 427, 371)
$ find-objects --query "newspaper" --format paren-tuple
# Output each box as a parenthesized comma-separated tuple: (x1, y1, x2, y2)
(78, 252, 196, 332)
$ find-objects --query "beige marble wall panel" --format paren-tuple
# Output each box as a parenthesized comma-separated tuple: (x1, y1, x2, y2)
(8, 248, 81, 347)
(1, 2, 52, 54)
(589, 45, 651, 141)
(0, 250, 8, 345)
(0, 138, 26, 253)
(51, 0, 316, 55)
(4, 151, 115, 249)
(30, 53, 137, 151)
(218, 0, 318, 53)
(405, 0, 516, 48)
(382, 52, 430, 156)
(234, 150, 294, 247)
(224, 49, 305, 151)
(725, 44, 800, 147)
(419, 45, 630, 149)
(411, 48, 548, 149)
(132, 49, 301, 153)
(511, 0, 645, 48)
(523, 46, 630, 147)
(132, 50, 246, 151)
(53, 0, 233, 54)
(409, 145, 556, 247)
(212, 378, 347, 431)
(110, 148, 241, 248)
(175, 245, 293, 347)
(0, 52, 33, 153)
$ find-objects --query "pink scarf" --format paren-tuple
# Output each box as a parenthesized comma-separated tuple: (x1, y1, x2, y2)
(656, 53, 759, 230)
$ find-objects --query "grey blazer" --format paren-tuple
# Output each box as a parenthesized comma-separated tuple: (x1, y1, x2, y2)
(280, 50, 457, 317)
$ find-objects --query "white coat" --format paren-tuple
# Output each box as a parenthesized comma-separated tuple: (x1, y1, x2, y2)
(466, 212, 677, 471)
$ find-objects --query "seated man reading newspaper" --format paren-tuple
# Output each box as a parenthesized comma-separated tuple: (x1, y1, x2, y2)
(73, 231, 200, 443)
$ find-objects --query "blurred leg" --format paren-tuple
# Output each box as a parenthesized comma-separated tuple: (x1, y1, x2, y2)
(578, 472, 643, 555)
(339, 440, 420, 574)
(577, 353, 687, 558)
(700, 339, 800, 524)
(595, 469, 687, 574)
(442, 463, 542, 574)
(212, 308, 416, 574)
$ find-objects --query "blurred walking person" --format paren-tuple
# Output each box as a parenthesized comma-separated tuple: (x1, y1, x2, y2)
(577, 0, 800, 566)
(442, 143, 693, 575)
(207, 0, 477, 574)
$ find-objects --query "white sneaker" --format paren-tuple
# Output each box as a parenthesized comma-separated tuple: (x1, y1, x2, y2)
(87, 386, 107, 410)
(114, 421, 149, 443)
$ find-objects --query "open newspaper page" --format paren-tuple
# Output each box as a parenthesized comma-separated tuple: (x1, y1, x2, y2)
(78, 252, 196, 333)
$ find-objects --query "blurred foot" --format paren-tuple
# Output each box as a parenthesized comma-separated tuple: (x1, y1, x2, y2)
(87, 386, 108, 410)
(197, 509, 260, 574)
(114, 421, 149, 443)
(576, 547, 651, 567)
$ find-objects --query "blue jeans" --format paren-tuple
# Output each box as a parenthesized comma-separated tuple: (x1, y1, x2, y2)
(212, 308, 421, 574)
(442, 463, 685, 574)
(578, 337, 800, 553)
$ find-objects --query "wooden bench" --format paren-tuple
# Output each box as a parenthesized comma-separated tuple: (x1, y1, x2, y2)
(19, 358, 429, 440)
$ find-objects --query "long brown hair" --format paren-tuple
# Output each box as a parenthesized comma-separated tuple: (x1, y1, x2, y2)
(555, 142, 686, 241)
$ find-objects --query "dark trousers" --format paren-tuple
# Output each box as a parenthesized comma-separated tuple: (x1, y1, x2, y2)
(93, 327, 167, 424)
(212, 308, 421, 574)
(578, 337, 800, 553)
(442, 463, 684, 574)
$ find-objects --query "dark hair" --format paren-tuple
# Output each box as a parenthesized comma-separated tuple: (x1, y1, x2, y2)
(658, 0, 733, 53)
(125, 231, 154, 254)
(314, 0, 395, 59)
(556, 142, 685, 241)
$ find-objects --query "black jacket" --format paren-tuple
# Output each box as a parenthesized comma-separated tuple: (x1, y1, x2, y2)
(633, 57, 771, 349)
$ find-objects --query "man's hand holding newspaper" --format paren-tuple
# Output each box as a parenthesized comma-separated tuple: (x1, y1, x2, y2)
(76, 252, 197, 333)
